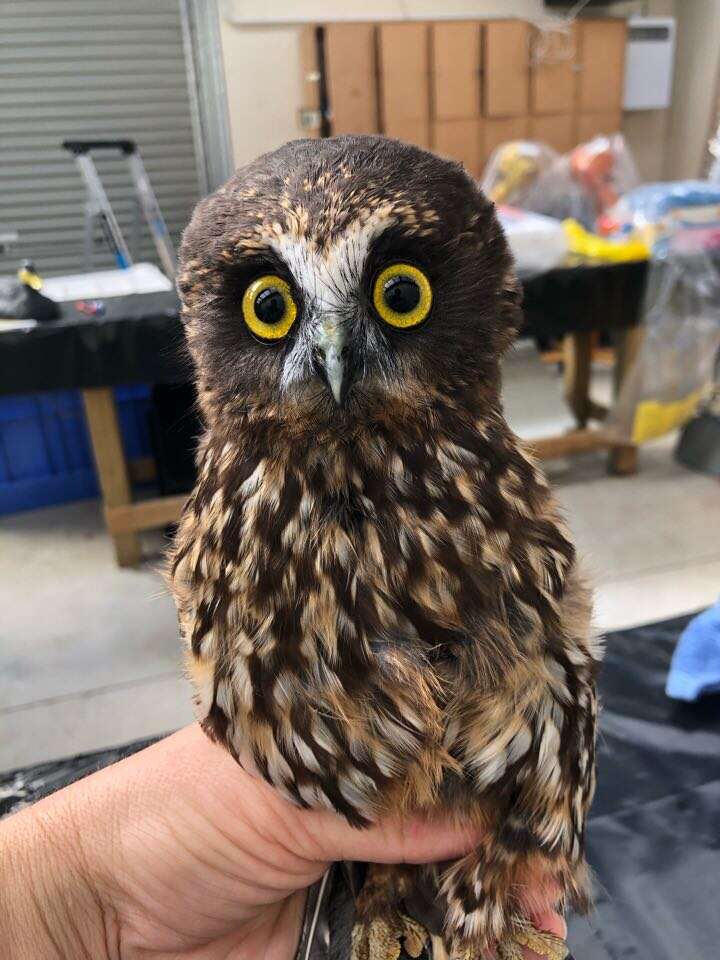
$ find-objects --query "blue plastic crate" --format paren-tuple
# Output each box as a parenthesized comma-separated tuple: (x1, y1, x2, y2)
(0, 385, 152, 516)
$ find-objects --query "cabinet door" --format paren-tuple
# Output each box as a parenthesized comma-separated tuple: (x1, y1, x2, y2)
(325, 23, 378, 135)
(431, 21, 482, 120)
(577, 19, 627, 113)
(530, 23, 577, 114)
(378, 22, 430, 145)
(575, 110, 623, 144)
(482, 116, 529, 168)
(432, 119, 483, 177)
(484, 20, 529, 118)
(298, 25, 321, 138)
(529, 113, 575, 153)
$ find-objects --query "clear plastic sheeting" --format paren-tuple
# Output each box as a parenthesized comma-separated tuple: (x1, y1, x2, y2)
(481, 135, 640, 231)
(611, 247, 720, 444)
(480, 140, 558, 207)
(604, 180, 720, 255)
(570, 134, 640, 231)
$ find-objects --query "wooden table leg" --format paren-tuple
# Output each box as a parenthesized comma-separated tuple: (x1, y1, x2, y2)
(563, 331, 593, 427)
(608, 325, 645, 476)
(82, 387, 142, 567)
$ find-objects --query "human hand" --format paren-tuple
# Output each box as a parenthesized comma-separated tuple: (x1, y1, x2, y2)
(0, 723, 565, 959)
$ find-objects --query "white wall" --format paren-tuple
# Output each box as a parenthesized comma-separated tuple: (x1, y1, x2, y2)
(222, 1, 550, 24)
(665, 0, 720, 178)
(219, 20, 304, 170)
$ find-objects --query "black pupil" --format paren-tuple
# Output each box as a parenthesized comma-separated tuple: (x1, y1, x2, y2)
(383, 275, 420, 314)
(255, 288, 286, 325)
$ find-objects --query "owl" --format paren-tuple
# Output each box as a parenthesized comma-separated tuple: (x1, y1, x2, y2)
(170, 135, 601, 960)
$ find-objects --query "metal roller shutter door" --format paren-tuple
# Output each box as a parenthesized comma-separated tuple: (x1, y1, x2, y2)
(0, 0, 203, 276)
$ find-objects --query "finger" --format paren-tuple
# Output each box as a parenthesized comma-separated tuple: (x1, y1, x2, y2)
(300, 810, 483, 865)
(529, 910, 566, 940)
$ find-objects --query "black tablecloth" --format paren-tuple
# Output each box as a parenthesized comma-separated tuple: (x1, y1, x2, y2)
(0, 259, 648, 396)
(0, 291, 187, 395)
(2, 613, 718, 959)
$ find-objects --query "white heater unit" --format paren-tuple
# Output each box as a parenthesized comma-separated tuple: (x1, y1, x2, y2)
(623, 16, 676, 111)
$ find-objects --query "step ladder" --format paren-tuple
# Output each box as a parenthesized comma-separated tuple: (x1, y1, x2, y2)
(62, 139, 176, 279)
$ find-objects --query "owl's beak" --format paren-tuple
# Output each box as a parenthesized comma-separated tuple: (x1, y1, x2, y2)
(312, 318, 349, 406)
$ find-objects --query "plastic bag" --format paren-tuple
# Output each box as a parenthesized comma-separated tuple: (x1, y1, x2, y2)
(481, 135, 639, 232)
(604, 180, 720, 254)
(0, 277, 59, 322)
(497, 206, 568, 273)
(480, 140, 558, 206)
(569, 134, 639, 231)
(610, 246, 720, 444)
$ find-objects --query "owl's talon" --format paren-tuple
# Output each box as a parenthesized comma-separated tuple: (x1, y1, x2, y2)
(401, 913, 430, 957)
(496, 940, 524, 960)
(351, 912, 429, 960)
(497, 923, 568, 960)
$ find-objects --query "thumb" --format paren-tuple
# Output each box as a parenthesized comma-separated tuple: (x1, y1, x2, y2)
(297, 809, 483, 865)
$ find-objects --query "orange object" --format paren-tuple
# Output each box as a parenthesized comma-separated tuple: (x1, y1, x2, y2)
(570, 142, 619, 218)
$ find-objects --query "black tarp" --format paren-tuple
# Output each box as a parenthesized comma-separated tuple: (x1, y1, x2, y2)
(2, 612, 717, 959)
(567, 613, 720, 960)
(0, 260, 647, 396)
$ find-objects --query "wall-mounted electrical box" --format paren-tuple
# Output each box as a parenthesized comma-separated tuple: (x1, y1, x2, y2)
(623, 16, 676, 111)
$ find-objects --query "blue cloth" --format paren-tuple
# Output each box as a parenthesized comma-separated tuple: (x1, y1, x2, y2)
(622, 180, 720, 222)
(666, 599, 720, 701)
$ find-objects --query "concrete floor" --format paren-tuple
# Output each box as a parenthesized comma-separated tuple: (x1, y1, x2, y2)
(2, 344, 719, 771)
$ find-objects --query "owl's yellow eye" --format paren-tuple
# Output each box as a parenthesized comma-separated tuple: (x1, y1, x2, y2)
(373, 263, 432, 329)
(242, 275, 297, 341)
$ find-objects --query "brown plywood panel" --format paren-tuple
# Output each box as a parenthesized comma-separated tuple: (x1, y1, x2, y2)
(530, 23, 577, 115)
(325, 23, 379, 135)
(378, 22, 430, 135)
(432, 119, 483, 177)
(484, 20, 529, 118)
(386, 117, 431, 149)
(482, 116, 529, 166)
(298, 24, 321, 137)
(577, 19, 627, 113)
(575, 110, 623, 144)
(529, 113, 575, 153)
(431, 21, 482, 120)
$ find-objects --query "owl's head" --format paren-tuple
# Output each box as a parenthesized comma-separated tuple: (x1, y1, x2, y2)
(178, 136, 519, 440)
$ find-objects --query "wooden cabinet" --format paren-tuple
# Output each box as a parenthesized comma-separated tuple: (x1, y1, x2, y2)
(484, 20, 530, 118)
(482, 116, 529, 167)
(529, 114, 575, 153)
(324, 23, 379, 135)
(577, 19, 627, 113)
(320, 17, 627, 156)
(432, 119, 483, 177)
(431, 21, 482, 120)
(530, 23, 577, 115)
(298, 25, 321, 138)
(575, 110, 623, 144)
(378, 22, 430, 146)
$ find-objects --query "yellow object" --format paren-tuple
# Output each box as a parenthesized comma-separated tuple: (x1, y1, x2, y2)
(631, 389, 703, 444)
(488, 143, 541, 204)
(17, 265, 43, 291)
(563, 219, 650, 263)
(242, 275, 297, 341)
(373, 263, 432, 329)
